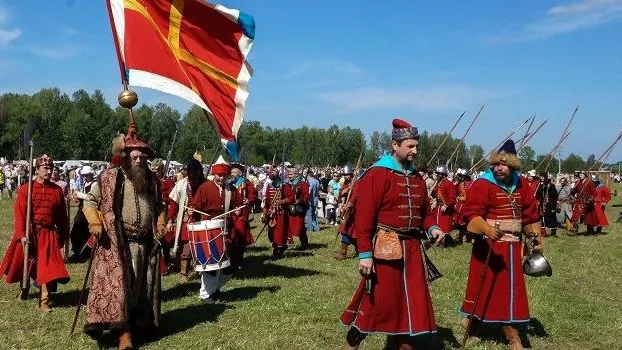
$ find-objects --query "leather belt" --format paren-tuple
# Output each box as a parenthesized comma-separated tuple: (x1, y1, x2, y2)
(376, 223, 426, 240)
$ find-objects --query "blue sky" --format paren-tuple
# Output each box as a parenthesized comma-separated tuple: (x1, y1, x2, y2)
(1, 0, 621, 162)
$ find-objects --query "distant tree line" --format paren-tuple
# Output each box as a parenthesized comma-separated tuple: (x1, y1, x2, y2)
(0, 88, 619, 174)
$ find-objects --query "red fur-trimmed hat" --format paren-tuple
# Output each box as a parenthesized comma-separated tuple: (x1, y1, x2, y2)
(210, 155, 230, 175)
(35, 154, 53, 168)
(392, 118, 419, 141)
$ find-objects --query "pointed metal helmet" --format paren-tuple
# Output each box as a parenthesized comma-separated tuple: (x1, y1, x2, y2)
(435, 165, 448, 175)
(342, 164, 354, 175)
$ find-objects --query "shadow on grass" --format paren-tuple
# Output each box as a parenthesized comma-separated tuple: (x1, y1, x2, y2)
(221, 285, 280, 301)
(161, 282, 200, 301)
(154, 303, 231, 340)
(470, 318, 548, 349)
(237, 254, 323, 279)
(51, 288, 89, 308)
(384, 330, 449, 349)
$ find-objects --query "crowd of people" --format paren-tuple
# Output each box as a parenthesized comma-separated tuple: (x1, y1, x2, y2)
(0, 116, 619, 350)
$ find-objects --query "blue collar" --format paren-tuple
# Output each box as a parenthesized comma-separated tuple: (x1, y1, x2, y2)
(269, 179, 281, 189)
(230, 176, 245, 187)
(371, 154, 416, 175)
(480, 168, 519, 193)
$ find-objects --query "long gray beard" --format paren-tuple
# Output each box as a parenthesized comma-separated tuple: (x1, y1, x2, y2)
(125, 163, 150, 194)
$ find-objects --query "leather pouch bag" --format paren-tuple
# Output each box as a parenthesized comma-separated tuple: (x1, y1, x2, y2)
(373, 228, 402, 260)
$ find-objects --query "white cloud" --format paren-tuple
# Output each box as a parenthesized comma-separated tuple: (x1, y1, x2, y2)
(316, 84, 520, 114)
(0, 6, 21, 47)
(487, 0, 622, 44)
(26, 45, 80, 60)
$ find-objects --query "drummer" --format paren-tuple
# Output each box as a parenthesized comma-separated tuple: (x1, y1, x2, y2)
(189, 155, 232, 304)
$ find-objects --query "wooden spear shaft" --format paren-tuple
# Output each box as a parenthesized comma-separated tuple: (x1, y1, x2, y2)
(537, 106, 578, 170)
(426, 110, 466, 167)
(543, 132, 570, 172)
(518, 115, 535, 149)
(447, 105, 485, 168)
(470, 117, 531, 172)
(518, 118, 548, 153)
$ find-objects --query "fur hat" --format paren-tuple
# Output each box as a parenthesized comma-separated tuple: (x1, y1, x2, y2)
(489, 139, 520, 169)
(392, 118, 419, 141)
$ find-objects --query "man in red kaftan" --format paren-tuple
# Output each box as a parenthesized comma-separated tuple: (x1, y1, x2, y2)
(568, 171, 596, 235)
(1, 155, 70, 312)
(340, 119, 439, 350)
(287, 166, 310, 250)
(424, 165, 456, 246)
(459, 140, 542, 350)
(261, 166, 295, 260)
(228, 162, 258, 269)
(584, 176, 611, 234)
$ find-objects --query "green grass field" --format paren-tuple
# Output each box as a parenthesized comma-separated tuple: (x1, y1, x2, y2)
(0, 183, 621, 349)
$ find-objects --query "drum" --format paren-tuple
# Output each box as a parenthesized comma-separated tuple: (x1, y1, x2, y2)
(187, 219, 230, 272)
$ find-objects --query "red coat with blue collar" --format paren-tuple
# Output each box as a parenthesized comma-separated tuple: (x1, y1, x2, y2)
(341, 155, 436, 336)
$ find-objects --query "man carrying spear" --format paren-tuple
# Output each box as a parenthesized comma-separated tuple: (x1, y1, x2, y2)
(459, 140, 542, 350)
(0, 154, 71, 312)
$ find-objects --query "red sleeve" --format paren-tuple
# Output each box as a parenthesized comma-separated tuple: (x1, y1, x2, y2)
(353, 168, 387, 256)
(301, 182, 310, 204)
(281, 183, 295, 206)
(246, 180, 258, 203)
(190, 184, 206, 215)
(13, 184, 28, 240)
(168, 201, 179, 221)
(442, 180, 457, 207)
(55, 188, 70, 241)
(519, 178, 540, 225)
(461, 179, 490, 222)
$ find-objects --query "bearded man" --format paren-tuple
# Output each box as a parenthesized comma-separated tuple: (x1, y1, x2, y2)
(82, 122, 166, 350)
(0, 155, 70, 312)
(228, 162, 258, 270)
(340, 119, 439, 350)
(261, 166, 295, 260)
(459, 140, 542, 350)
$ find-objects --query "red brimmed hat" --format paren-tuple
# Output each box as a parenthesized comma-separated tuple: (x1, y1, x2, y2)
(112, 112, 155, 158)
(392, 118, 419, 141)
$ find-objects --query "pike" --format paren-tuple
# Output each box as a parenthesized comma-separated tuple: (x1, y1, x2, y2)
(70, 241, 98, 336)
(517, 115, 535, 149)
(163, 124, 179, 177)
(536, 106, 578, 170)
(542, 132, 570, 172)
(426, 110, 465, 167)
(569, 128, 622, 224)
(447, 105, 484, 169)
(518, 118, 548, 153)
(19, 138, 35, 300)
(470, 117, 531, 172)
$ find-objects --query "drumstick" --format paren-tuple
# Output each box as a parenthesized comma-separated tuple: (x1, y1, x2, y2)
(183, 205, 247, 220)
